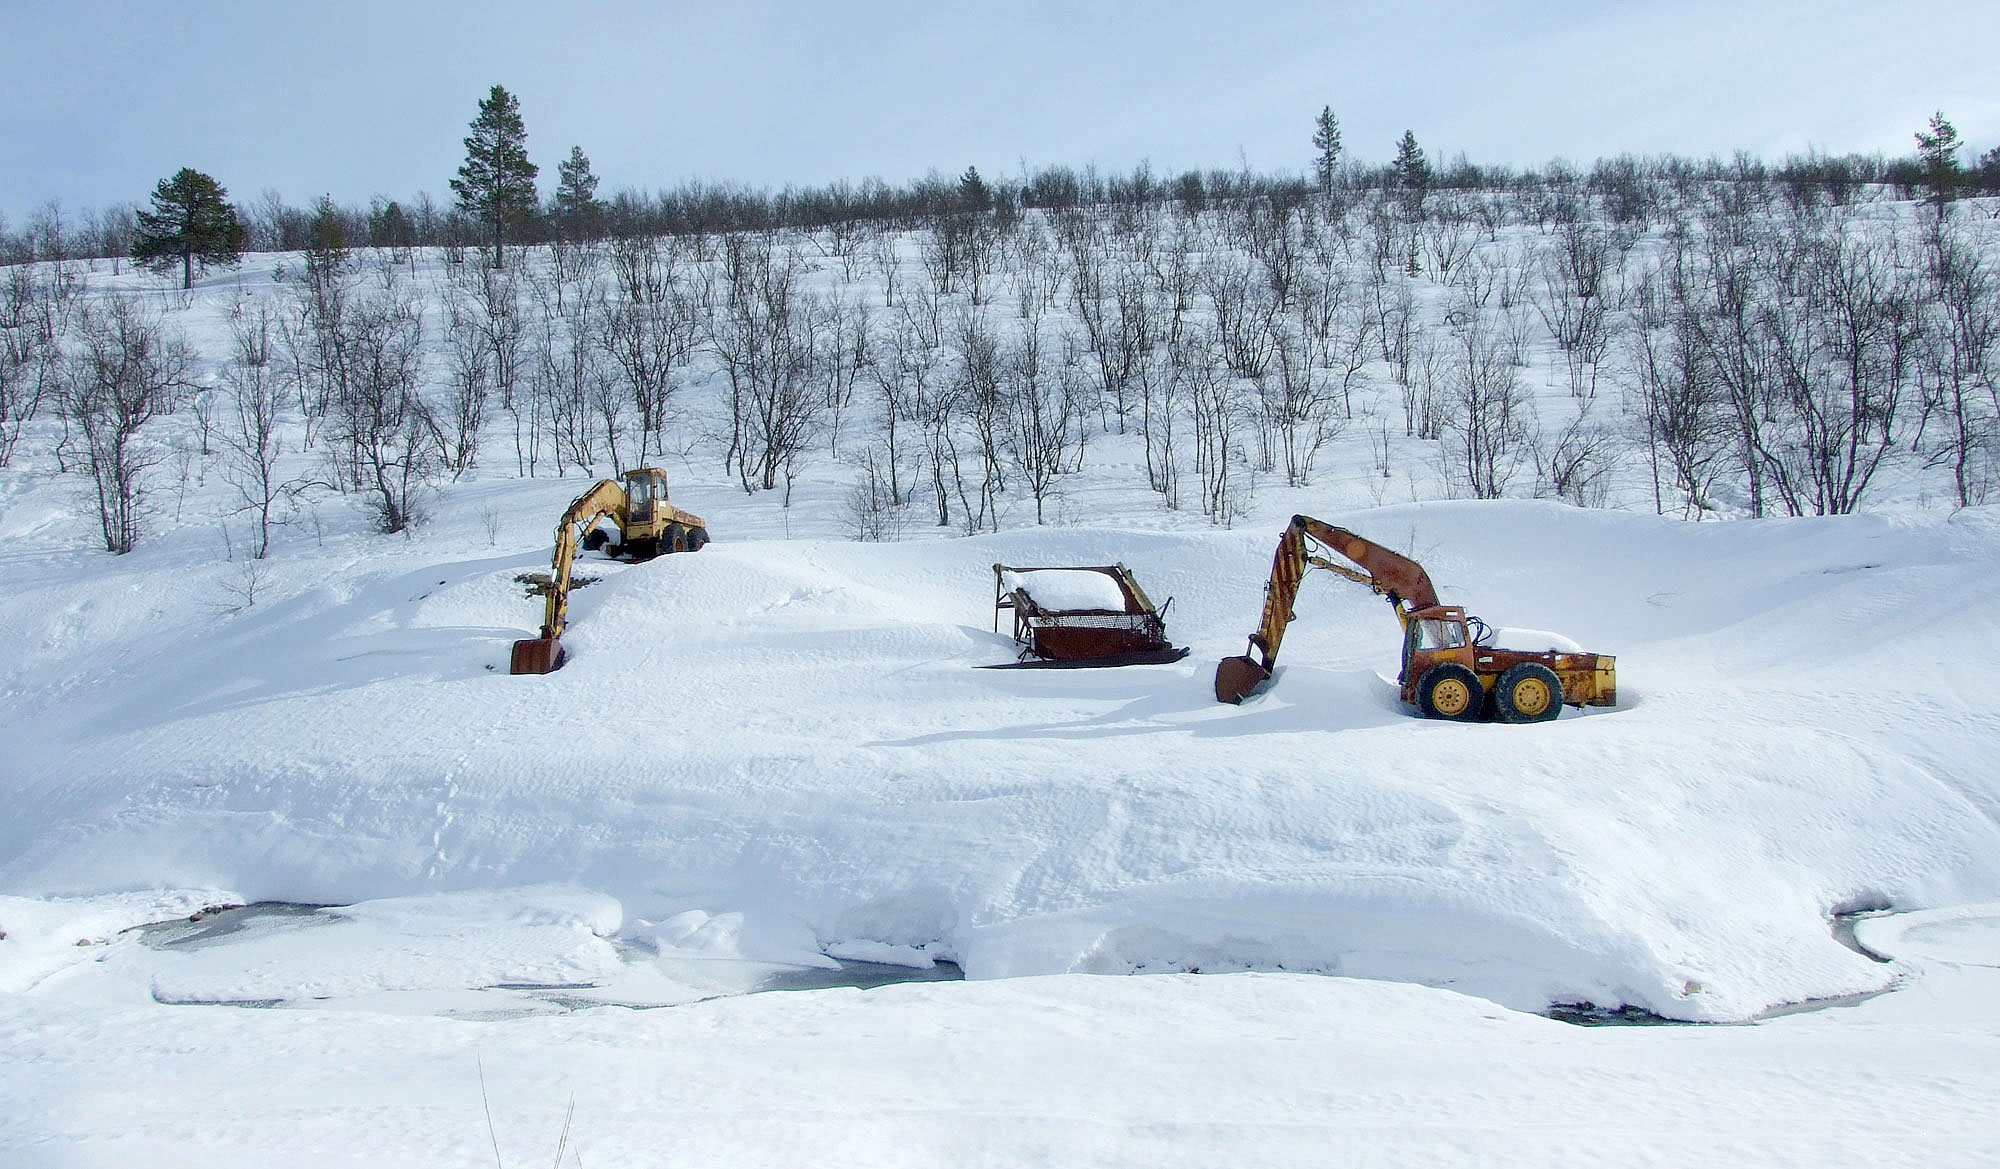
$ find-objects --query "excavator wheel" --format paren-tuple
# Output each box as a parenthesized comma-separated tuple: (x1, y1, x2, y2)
(1493, 662, 1562, 724)
(664, 523, 686, 553)
(1416, 662, 1483, 722)
(582, 527, 611, 552)
(685, 526, 710, 551)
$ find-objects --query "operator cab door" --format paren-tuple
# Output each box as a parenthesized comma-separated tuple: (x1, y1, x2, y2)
(1405, 612, 1474, 678)
(623, 471, 659, 535)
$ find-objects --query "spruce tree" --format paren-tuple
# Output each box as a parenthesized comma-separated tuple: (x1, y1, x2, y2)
(1393, 131, 1429, 190)
(1392, 130, 1430, 217)
(130, 168, 245, 289)
(1914, 111, 1962, 212)
(304, 194, 349, 282)
(1312, 106, 1342, 192)
(450, 85, 538, 268)
(553, 145, 602, 240)
(959, 166, 992, 214)
(369, 199, 413, 251)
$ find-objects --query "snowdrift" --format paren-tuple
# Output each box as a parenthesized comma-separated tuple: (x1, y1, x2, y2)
(4, 492, 1999, 1021)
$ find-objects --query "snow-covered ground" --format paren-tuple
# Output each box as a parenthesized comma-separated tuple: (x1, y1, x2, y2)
(5, 473, 1999, 1162)
(3, 892, 1997, 1167)
(8, 484, 1999, 1015)
(6, 223, 2000, 1162)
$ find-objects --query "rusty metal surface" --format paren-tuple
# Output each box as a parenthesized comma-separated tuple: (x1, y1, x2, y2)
(992, 563, 1179, 666)
(1030, 621, 1168, 662)
(1292, 516, 1440, 611)
(1466, 649, 1615, 708)
(982, 646, 1191, 670)
(510, 637, 563, 675)
(1214, 655, 1270, 704)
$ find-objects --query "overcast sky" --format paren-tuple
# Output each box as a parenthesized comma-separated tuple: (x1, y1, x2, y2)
(5, 0, 1996, 223)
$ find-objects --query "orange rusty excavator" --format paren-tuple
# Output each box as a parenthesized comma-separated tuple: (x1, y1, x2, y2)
(511, 468, 709, 675)
(1214, 515, 1615, 721)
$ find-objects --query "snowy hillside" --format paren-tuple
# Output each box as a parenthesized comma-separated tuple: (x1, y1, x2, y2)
(4, 479, 2000, 1165)
(5, 456, 1999, 1021)
(6, 199, 2000, 1164)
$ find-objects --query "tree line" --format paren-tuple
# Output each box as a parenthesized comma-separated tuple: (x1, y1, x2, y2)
(1, 93, 1996, 558)
(5, 91, 1997, 270)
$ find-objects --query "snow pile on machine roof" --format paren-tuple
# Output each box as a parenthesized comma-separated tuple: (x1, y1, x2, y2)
(1002, 567, 1133, 612)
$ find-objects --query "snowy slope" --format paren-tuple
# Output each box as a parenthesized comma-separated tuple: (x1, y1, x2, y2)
(5, 475, 1998, 1022)
(3, 899, 1998, 1169)
(7, 230, 2000, 1165)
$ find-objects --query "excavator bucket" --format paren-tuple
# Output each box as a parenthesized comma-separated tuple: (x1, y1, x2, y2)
(1214, 654, 1270, 704)
(510, 636, 564, 675)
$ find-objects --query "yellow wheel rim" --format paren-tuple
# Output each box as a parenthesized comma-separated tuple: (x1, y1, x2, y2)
(1434, 678, 1472, 716)
(1513, 678, 1551, 717)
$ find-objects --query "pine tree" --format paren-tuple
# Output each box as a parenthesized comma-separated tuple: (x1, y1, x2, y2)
(1393, 131, 1429, 190)
(1312, 106, 1342, 192)
(304, 194, 349, 283)
(450, 85, 538, 268)
(368, 199, 414, 253)
(959, 166, 992, 214)
(553, 145, 602, 240)
(1914, 111, 1962, 212)
(1392, 130, 1430, 218)
(130, 168, 245, 289)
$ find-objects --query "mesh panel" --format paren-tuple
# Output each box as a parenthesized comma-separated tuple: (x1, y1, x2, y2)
(1029, 614, 1165, 638)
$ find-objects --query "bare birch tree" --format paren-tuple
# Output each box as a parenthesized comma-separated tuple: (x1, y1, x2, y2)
(58, 300, 193, 552)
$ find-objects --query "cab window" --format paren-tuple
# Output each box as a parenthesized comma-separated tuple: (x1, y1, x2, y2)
(1414, 618, 1468, 650)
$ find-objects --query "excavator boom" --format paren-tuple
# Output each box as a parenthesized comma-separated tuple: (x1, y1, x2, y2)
(1215, 515, 1616, 717)
(1214, 515, 1438, 703)
(511, 478, 630, 675)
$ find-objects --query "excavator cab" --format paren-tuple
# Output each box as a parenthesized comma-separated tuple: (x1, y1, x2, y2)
(625, 469, 660, 526)
(1409, 616, 1470, 652)
(617, 469, 706, 556)
(1401, 611, 1467, 682)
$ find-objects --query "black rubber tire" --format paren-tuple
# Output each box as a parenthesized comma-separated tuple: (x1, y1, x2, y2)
(1493, 662, 1563, 724)
(1416, 662, 1485, 722)
(582, 527, 611, 551)
(685, 526, 709, 552)
(663, 522, 686, 553)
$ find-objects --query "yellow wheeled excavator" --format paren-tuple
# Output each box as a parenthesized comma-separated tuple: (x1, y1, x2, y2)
(1214, 515, 1615, 721)
(510, 468, 709, 674)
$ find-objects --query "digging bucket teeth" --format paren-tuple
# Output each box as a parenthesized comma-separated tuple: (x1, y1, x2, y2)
(1213, 654, 1270, 704)
(510, 636, 565, 675)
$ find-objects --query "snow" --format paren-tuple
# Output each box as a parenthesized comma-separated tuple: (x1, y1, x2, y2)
(145, 888, 626, 1005)
(8, 499, 1997, 1024)
(1002, 567, 1132, 612)
(4, 908, 1999, 1167)
(4, 228, 2000, 1164)
(1488, 626, 1583, 654)
(4, 490, 1998, 1165)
